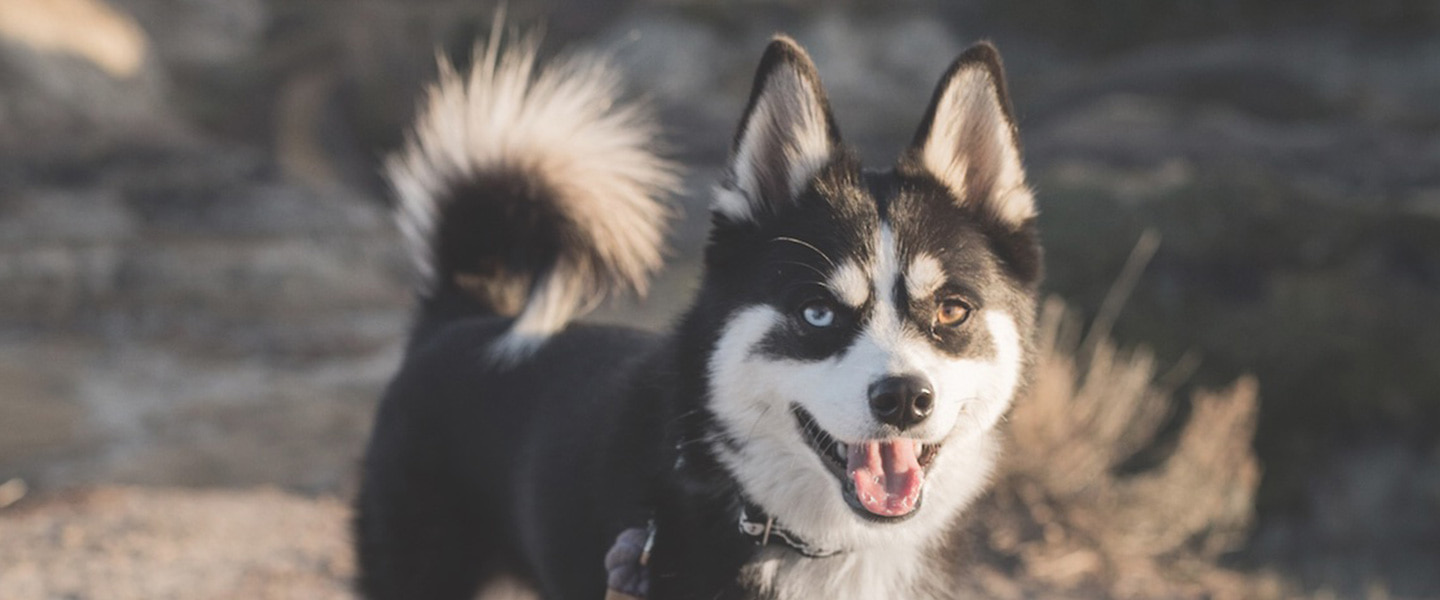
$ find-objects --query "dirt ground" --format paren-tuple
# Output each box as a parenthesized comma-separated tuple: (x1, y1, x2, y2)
(0, 483, 1288, 600)
(0, 486, 354, 600)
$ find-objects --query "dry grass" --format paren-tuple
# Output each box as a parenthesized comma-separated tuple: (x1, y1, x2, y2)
(962, 292, 1271, 598)
(950, 231, 1275, 598)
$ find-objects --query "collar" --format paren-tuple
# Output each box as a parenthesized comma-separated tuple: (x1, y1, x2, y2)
(737, 503, 844, 558)
(673, 449, 845, 558)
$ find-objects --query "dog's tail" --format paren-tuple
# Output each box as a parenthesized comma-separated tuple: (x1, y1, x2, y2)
(386, 31, 678, 363)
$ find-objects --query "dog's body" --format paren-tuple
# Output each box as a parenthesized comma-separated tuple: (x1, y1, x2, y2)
(356, 33, 1042, 600)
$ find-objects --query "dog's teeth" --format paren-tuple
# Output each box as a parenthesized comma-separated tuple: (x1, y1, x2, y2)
(837, 442, 847, 454)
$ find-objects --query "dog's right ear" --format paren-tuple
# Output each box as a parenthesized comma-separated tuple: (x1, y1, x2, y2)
(714, 36, 841, 223)
(909, 42, 1033, 230)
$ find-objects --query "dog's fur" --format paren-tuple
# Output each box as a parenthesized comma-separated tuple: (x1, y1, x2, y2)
(356, 32, 1042, 600)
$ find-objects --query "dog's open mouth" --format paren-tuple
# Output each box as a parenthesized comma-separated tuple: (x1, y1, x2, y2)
(792, 405, 941, 521)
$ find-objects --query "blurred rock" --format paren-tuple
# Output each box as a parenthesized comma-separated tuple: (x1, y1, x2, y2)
(1310, 443, 1440, 547)
(796, 12, 962, 153)
(595, 9, 966, 161)
(0, 187, 136, 247)
(113, 0, 267, 73)
(0, 34, 181, 167)
(0, 0, 147, 78)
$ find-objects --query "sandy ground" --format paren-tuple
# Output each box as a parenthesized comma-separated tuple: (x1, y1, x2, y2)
(0, 486, 355, 600)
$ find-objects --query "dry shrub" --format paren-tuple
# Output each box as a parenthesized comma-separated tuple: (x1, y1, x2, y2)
(965, 295, 1265, 599)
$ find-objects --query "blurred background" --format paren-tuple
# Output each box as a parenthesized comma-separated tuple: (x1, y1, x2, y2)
(1, 0, 1437, 598)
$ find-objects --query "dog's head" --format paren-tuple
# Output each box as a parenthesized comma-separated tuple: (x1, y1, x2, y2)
(691, 37, 1041, 547)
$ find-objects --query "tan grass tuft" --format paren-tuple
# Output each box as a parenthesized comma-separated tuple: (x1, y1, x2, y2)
(965, 265, 1265, 598)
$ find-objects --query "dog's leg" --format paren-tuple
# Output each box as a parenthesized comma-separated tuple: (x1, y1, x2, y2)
(355, 454, 493, 600)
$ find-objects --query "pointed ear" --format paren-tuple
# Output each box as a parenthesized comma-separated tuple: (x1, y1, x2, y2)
(910, 42, 1034, 228)
(714, 36, 840, 222)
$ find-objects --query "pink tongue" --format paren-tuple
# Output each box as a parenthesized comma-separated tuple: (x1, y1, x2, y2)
(847, 440, 925, 517)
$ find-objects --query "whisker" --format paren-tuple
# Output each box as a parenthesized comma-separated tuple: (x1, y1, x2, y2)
(958, 399, 986, 431)
(769, 260, 829, 279)
(770, 236, 837, 268)
(746, 404, 774, 442)
(665, 408, 704, 427)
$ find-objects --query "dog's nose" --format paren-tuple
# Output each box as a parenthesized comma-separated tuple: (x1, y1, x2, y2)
(867, 374, 935, 430)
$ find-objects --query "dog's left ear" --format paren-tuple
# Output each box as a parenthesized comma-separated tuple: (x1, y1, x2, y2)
(910, 43, 1034, 229)
(715, 36, 841, 223)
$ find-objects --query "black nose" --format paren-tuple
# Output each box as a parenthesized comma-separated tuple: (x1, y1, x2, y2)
(867, 375, 935, 430)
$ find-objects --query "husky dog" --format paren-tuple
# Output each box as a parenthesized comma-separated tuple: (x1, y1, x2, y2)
(356, 31, 1042, 600)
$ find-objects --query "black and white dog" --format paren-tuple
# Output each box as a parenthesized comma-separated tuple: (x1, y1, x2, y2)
(356, 31, 1042, 600)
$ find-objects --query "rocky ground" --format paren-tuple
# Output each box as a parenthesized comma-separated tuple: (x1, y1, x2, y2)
(2, 0, 1439, 597)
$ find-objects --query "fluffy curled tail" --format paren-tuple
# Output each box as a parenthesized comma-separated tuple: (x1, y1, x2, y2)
(386, 30, 678, 362)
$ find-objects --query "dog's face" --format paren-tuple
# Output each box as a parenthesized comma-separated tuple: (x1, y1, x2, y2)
(695, 38, 1041, 547)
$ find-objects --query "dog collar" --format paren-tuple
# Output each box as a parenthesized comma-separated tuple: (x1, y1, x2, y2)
(737, 505, 844, 558)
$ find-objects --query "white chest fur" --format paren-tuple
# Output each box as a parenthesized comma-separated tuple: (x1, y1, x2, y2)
(740, 541, 943, 600)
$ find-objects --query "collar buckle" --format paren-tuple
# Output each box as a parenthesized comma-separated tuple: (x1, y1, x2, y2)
(737, 506, 843, 559)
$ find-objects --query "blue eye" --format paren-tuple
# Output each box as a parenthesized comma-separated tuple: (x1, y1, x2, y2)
(801, 301, 836, 328)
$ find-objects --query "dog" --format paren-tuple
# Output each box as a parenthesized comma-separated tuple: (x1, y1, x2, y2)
(355, 30, 1042, 600)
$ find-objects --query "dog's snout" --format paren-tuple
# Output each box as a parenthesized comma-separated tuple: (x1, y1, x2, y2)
(867, 374, 935, 430)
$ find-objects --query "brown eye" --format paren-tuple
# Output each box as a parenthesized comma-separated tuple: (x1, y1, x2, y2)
(935, 299, 971, 327)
